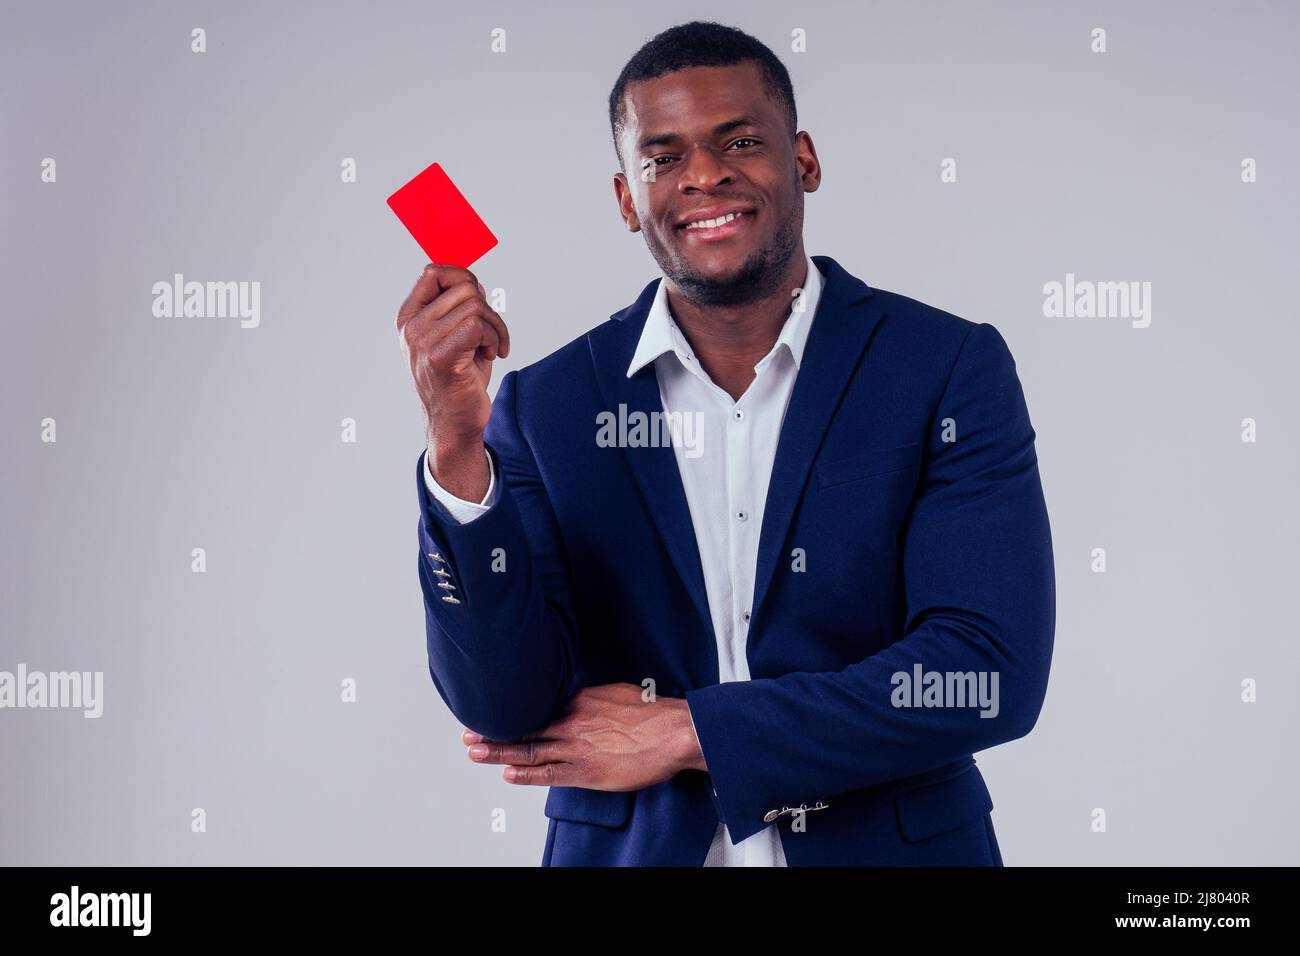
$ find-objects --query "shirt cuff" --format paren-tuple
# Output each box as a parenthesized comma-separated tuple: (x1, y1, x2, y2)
(423, 448, 498, 524)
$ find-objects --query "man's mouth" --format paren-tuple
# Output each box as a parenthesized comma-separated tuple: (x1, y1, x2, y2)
(677, 209, 755, 241)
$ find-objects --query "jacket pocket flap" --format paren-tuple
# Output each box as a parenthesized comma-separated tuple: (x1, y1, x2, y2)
(818, 442, 922, 488)
(544, 786, 634, 829)
(894, 765, 994, 843)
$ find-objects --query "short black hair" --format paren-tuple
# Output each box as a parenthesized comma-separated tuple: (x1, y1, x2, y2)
(608, 21, 798, 168)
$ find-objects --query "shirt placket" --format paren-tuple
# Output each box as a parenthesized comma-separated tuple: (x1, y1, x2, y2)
(726, 392, 754, 684)
(668, 322, 786, 866)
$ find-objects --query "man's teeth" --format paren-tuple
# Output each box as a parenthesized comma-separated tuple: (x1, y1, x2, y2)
(686, 212, 742, 230)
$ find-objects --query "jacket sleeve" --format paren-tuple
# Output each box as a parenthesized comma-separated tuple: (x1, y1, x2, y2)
(417, 368, 581, 742)
(684, 322, 1056, 845)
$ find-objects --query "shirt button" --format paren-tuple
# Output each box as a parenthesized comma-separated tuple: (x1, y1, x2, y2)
(742, 610, 751, 623)
(735, 510, 748, 522)
(732, 408, 744, 421)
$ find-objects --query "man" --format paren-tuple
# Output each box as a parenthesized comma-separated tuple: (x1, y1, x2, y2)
(397, 21, 1055, 866)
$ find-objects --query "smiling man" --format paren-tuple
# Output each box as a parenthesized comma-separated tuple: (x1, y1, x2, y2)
(398, 20, 1056, 866)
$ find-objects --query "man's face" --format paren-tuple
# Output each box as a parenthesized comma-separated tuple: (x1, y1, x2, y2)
(614, 61, 820, 307)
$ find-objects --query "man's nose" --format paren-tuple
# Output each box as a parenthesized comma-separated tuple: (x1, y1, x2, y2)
(678, 146, 736, 191)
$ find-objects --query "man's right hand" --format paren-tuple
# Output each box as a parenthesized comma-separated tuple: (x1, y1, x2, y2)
(397, 263, 511, 502)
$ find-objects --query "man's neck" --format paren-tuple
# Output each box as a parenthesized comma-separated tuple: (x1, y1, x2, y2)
(664, 249, 809, 402)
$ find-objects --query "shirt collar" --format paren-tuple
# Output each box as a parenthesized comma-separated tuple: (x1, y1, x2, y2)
(626, 251, 823, 378)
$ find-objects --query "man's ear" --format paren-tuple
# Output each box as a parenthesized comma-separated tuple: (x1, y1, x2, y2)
(613, 172, 642, 233)
(794, 131, 822, 194)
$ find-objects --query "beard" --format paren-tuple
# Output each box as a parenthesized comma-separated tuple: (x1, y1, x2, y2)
(644, 195, 803, 308)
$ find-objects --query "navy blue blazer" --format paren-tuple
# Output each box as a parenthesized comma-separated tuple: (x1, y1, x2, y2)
(415, 254, 1055, 866)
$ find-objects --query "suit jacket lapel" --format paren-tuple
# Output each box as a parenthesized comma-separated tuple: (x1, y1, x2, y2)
(748, 255, 883, 636)
(588, 280, 718, 648)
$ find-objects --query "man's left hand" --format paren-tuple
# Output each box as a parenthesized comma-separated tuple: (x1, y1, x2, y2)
(461, 683, 707, 789)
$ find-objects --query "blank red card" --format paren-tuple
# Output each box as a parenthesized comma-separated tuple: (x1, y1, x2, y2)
(386, 162, 498, 268)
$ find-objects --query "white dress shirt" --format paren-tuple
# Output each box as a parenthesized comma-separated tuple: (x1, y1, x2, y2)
(424, 253, 824, 867)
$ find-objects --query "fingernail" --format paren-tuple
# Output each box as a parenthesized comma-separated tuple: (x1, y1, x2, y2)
(504, 767, 518, 782)
(469, 744, 488, 759)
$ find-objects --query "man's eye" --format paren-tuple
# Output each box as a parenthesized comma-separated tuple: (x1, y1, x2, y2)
(643, 141, 754, 169)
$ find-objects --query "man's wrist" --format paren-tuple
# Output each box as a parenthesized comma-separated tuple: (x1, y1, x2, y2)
(427, 435, 489, 502)
(668, 698, 708, 773)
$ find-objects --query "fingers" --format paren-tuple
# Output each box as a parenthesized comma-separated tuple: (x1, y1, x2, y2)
(434, 283, 510, 358)
(467, 737, 563, 767)
(461, 728, 582, 786)
(502, 764, 569, 786)
(430, 308, 501, 367)
(396, 262, 487, 323)
(462, 726, 560, 747)
(400, 268, 511, 359)
(397, 263, 462, 327)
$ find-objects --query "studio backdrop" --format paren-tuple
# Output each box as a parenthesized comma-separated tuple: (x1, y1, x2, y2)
(2, 0, 1297, 865)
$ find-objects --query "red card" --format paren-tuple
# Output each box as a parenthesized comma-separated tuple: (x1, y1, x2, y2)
(386, 162, 498, 268)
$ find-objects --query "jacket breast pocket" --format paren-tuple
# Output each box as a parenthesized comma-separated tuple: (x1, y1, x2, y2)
(817, 442, 922, 489)
(893, 763, 994, 843)
(544, 786, 634, 829)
